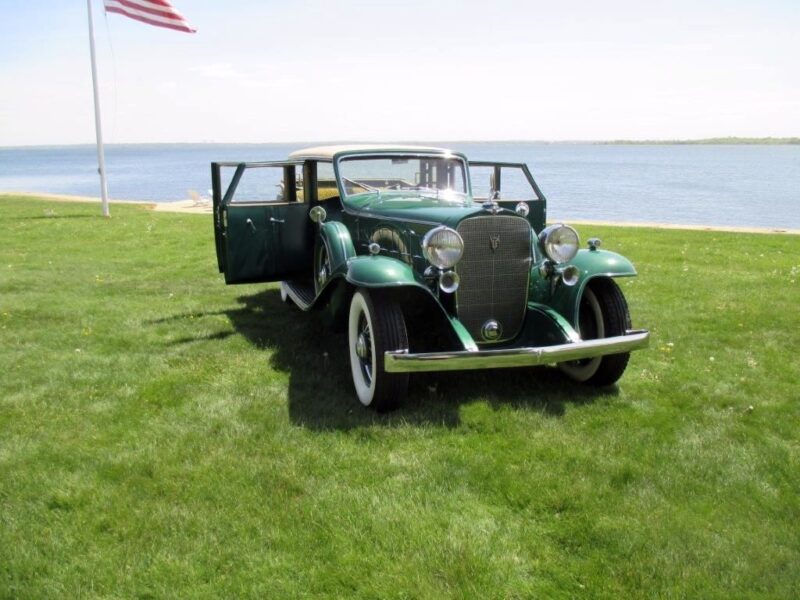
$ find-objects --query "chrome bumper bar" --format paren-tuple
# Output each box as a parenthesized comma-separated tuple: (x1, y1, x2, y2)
(384, 329, 650, 374)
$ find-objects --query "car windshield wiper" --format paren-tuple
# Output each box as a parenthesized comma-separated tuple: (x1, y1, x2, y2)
(343, 177, 378, 193)
(416, 188, 469, 205)
(413, 186, 439, 195)
(342, 177, 383, 206)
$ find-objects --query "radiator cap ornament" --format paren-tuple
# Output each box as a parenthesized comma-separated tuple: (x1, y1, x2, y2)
(481, 319, 502, 341)
(482, 201, 501, 214)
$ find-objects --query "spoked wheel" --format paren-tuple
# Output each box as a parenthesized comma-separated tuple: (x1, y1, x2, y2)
(559, 278, 632, 386)
(314, 237, 332, 295)
(348, 289, 409, 411)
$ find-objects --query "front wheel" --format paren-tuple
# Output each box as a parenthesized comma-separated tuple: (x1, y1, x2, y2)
(559, 278, 632, 386)
(348, 289, 409, 411)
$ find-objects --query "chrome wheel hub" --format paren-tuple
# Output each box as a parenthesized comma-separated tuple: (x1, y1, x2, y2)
(355, 316, 373, 383)
(355, 332, 369, 359)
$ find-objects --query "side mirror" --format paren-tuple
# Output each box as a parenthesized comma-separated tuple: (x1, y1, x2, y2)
(309, 206, 327, 224)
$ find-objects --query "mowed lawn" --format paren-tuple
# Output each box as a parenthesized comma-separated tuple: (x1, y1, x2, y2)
(1, 195, 798, 599)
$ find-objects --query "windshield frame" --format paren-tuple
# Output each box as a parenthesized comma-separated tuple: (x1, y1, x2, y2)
(333, 151, 473, 207)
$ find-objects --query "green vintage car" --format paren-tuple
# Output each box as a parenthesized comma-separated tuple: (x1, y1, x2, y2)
(212, 145, 649, 410)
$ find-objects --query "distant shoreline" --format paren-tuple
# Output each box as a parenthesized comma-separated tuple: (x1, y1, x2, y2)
(3, 192, 798, 235)
(593, 137, 800, 146)
(1, 137, 798, 150)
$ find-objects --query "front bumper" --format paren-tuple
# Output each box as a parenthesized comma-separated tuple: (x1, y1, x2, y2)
(384, 329, 650, 373)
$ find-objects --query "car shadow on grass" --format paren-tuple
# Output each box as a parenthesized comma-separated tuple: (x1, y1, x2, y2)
(216, 289, 617, 431)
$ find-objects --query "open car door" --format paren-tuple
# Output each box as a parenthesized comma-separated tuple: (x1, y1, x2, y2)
(212, 161, 312, 284)
(468, 161, 546, 232)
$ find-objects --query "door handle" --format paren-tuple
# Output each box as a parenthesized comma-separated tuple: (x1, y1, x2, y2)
(269, 217, 285, 223)
(245, 218, 256, 232)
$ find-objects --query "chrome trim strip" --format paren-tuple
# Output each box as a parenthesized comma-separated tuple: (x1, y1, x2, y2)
(383, 329, 649, 373)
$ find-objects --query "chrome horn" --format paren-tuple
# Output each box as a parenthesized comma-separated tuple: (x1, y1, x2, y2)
(559, 265, 580, 286)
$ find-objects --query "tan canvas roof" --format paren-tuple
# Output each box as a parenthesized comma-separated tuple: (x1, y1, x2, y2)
(288, 144, 452, 160)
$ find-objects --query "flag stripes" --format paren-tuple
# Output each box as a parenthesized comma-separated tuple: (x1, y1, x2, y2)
(104, 0, 196, 33)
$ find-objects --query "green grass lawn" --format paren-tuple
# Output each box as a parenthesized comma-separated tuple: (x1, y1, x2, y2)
(1, 196, 798, 599)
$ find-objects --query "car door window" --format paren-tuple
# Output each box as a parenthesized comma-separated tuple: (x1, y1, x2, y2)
(470, 165, 495, 201)
(230, 165, 299, 204)
(469, 163, 540, 202)
(316, 161, 339, 201)
(495, 166, 538, 201)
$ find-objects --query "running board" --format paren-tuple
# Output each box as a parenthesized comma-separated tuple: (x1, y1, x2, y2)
(282, 280, 316, 310)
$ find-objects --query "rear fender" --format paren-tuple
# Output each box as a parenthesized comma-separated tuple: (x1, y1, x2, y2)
(319, 221, 356, 276)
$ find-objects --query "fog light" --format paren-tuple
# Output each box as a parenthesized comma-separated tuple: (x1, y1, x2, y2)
(439, 270, 460, 293)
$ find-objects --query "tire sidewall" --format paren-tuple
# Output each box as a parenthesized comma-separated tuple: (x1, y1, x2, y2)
(349, 290, 378, 406)
(559, 286, 604, 382)
(559, 278, 632, 385)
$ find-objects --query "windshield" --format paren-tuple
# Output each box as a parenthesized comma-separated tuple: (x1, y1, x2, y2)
(337, 155, 469, 205)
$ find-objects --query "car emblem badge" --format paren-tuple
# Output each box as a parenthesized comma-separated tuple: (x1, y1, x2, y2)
(490, 235, 501, 252)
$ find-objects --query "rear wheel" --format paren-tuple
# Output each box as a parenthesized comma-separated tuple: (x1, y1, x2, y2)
(314, 237, 332, 295)
(559, 278, 632, 386)
(348, 289, 409, 411)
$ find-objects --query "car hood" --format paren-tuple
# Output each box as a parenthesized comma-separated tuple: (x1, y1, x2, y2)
(351, 197, 516, 228)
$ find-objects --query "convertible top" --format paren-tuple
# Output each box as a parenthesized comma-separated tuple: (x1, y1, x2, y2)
(288, 144, 452, 160)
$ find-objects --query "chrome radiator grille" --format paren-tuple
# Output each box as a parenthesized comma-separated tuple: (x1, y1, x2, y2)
(455, 216, 532, 343)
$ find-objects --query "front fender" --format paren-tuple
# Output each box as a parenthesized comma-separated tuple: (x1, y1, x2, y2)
(346, 256, 478, 351)
(570, 248, 637, 278)
(549, 249, 637, 328)
(346, 255, 426, 289)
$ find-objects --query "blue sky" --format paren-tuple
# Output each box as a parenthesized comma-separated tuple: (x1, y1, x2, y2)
(0, 0, 798, 145)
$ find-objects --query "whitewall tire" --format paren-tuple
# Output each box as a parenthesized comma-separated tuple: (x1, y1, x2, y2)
(559, 279, 633, 386)
(348, 288, 409, 411)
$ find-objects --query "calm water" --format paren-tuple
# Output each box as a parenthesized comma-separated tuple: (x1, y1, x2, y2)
(1, 142, 798, 228)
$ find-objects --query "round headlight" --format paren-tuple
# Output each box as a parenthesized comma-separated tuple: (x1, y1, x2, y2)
(422, 226, 464, 269)
(539, 224, 580, 264)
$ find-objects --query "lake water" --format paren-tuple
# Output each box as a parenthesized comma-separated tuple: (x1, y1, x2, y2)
(1, 142, 798, 229)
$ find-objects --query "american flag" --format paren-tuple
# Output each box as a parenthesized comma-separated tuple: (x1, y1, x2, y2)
(103, 0, 196, 33)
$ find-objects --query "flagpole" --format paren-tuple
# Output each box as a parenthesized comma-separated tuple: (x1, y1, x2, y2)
(86, 0, 110, 218)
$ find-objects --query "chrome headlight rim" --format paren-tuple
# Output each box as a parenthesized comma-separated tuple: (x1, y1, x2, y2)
(539, 223, 580, 264)
(422, 226, 464, 269)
